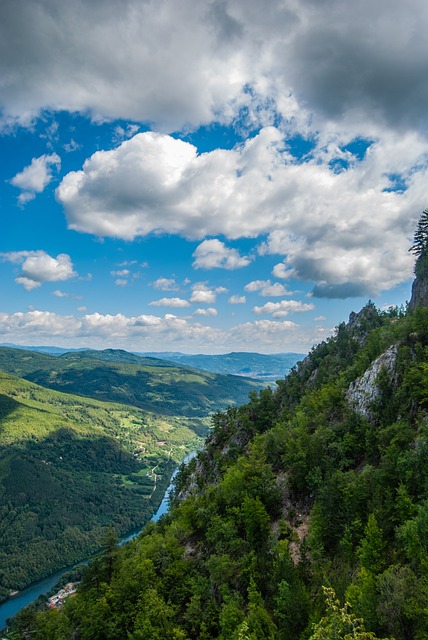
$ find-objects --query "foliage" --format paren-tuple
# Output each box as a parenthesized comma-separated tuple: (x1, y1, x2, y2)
(8, 297, 428, 639)
(309, 587, 392, 639)
(0, 371, 202, 600)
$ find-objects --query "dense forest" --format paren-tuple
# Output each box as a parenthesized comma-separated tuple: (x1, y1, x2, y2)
(6, 219, 428, 639)
(0, 372, 205, 603)
(0, 349, 264, 602)
(7, 293, 428, 638)
(0, 347, 263, 418)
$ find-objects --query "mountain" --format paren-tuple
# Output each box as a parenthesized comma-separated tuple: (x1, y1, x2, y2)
(0, 347, 264, 420)
(0, 371, 203, 603)
(0, 345, 304, 381)
(0, 343, 87, 355)
(0, 348, 266, 604)
(138, 351, 304, 381)
(16, 297, 428, 639)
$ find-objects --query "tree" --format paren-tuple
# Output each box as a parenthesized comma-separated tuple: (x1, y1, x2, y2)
(410, 209, 428, 277)
(410, 209, 428, 258)
(309, 587, 393, 640)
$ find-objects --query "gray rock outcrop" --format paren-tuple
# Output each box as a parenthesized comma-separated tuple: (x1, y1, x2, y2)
(347, 344, 398, 418)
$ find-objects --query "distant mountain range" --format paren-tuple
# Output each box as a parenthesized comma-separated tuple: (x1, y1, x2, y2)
(139, 351, 304, 380)
(0, 344, 304, 381)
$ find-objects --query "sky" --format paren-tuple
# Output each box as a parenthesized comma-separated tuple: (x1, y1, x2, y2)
(1, 0, 426, 354)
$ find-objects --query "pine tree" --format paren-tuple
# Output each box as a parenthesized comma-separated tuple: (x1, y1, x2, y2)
(410, 209, 428, 257)
(409, 209, 428, 277)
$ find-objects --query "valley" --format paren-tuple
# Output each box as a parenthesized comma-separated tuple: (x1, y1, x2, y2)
(0, 348, 265, 605)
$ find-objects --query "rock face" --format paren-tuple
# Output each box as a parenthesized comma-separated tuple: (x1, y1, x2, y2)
(347, 344, 398, 418)
(409, 273, 428, 311)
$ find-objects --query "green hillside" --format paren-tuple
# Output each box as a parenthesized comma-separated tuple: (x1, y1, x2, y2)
(0, 371, 204, 602)
(0, 347, 264, 418)
(16, 300, 428, 639)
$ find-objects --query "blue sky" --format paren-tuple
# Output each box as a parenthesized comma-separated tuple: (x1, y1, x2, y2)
(1, 0, 426, 353)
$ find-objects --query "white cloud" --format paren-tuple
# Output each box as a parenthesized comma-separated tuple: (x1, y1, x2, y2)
(244, 279, 291, 297)
(149, 297, 190, 308)
(152, 277, 179, 291)
(244, 280, 270, 292)
(0, 309, 312, 352)
(1, 250, 77, 290)
(190, 289, 216, 304)
(15, 276, 41, 291)
(11, 153, 61, 204)
(115, 279, 128, 287)
(253, 300, 315, 318)
(229, 295, 246, 304)
(272, 263, 296, 280)
(111, 269, 130, 277)
(314, 315, 326, 322)
(193, 307, 217, 317)
(56, 127, 425, 296)
(192, 239, 251, 270)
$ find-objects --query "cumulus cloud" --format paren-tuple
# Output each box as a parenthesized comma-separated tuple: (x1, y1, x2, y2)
(272, 263, 296, 280)
(11, 153, 61, 204)
(151, 277, 179, 291)
(0, 309, 311, 352)
(2, 0, 428, 137)
(193, 307, 217, 317)
(1, 250, 77, 290)
(56, 127, 425, 297)
(190, 289, 216, 304)
(253, 300, 315, 318)
(188, 282, 227, 304)
(149, 297, 190, 308)
(192, 239, 251, 270)
(229, 295, 246, 304)
(244, 279, 291, 297)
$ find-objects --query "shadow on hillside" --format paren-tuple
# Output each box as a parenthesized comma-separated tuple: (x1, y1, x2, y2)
(0, 393, 22, 421)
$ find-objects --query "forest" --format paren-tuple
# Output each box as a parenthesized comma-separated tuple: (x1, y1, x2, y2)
(6, 295, 428, 639)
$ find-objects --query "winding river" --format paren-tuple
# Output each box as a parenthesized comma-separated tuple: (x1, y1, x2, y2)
(0, 451, 196, 631)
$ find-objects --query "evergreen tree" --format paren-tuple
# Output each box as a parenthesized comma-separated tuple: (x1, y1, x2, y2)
(410, 209, 428, 257)
(410, 209, 428, 277)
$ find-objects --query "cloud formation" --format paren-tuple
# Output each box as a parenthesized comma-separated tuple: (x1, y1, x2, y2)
(149, 297, 190, 308)
(2, 0, 428, 137)
(1, 251, 77, 290)
(244, 280, 291, 297)
(193, 307, 217, 317)
(151, 278, 179, 291)
(253, 300, 315, 318)
(0, 309, 310, 352)
(192, 239, 251, 270)
(56, 127, 424, 297)
(11, 153, 61, 204)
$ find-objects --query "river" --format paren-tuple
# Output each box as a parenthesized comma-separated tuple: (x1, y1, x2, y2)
(0, 451, 196, 632)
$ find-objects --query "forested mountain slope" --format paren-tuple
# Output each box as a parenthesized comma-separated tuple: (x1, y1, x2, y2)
(0, 347, 263, 419)
(0, 372, 204, 602)
(12, 294, 428, 639)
